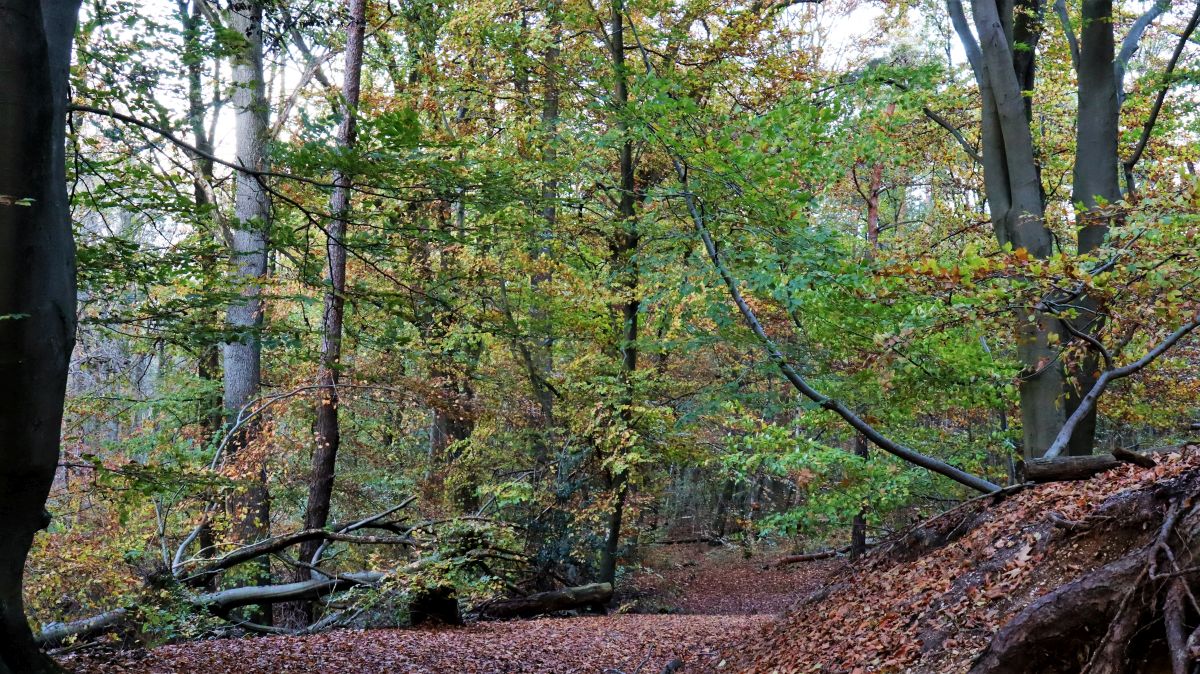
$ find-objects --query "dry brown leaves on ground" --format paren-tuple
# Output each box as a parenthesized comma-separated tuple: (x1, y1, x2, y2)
(62, 545, 835, 673)
(724, 447, 1200, 674)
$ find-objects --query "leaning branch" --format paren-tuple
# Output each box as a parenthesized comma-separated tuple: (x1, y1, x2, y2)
(1044, 314, 1200, 458)
(1116, 0, 1173, 105)
(1122, 0, 1200, 192)
(922, 106, 983, 164)
(671, 158, 1000, 494)
(1053, 0, 1080, 72)
(183, 528, 415, 580)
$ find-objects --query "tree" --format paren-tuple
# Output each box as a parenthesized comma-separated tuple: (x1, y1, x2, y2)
(221, 0, 272, 574)
(0, 1, 82, 671)
(948, 0, 1192, 457)
(302, 0, 368, 568)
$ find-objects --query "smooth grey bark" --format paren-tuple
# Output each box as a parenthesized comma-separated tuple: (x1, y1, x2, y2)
(303, 0, 368, 566)
(221, 0, 271, 607)
(953, 0, 1065, 458)
(0, 1, 81, 671)
(1062, 0, 1122, 456)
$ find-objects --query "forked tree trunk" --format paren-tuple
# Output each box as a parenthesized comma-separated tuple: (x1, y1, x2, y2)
(0, 1, 82, 671)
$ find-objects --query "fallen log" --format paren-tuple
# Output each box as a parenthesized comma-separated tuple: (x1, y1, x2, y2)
(194, 571, 384, 615)
(1019, 448, 1164, 483)
(650, 536, 724, 546)
(774, 549, 840, 567)
(479, 583, 612, 620)
(36, 608, 128, 649)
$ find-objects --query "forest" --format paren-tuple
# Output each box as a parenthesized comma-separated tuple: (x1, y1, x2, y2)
(2, 0, 1200, 671)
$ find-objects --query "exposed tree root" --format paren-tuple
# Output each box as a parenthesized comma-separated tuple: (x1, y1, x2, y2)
(969, 471, 1200, 674)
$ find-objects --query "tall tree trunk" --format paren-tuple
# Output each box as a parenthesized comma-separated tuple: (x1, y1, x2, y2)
(0, 1, 81, 671)
(530, 0, 561, 467)
(1063, 0, 1121, 456)
(954, 0, 1064, 458)
(222, 0, 272, 613)
(301, 0, 367, 567)
(600, 0, 640, 589)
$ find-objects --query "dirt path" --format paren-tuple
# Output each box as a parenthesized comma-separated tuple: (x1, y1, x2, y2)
(62, 549, 838, 673)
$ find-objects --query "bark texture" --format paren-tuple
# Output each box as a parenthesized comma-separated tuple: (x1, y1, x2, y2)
(302, 0, 367, 566)
(480, 583, 613, 619)
(0, 1, 81, 671)
(222, 0, 272, 559)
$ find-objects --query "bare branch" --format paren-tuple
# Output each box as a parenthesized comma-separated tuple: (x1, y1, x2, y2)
(670, 157, 1000, 494)
(1122, 0, 1200, 193)
(1054, 0, 1080, 72)
(1116, 0, 1173, 106)
(1044, 313, 1200, 458)
(923, 106, 983, 164)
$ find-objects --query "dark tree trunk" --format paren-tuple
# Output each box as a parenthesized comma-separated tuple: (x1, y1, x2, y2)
(599, 0, 640, 590)
(850, 435, 869, 560)
(301, 0, 367, 566)
(529, 0, 561, 467)
(0, 1, 82, 671)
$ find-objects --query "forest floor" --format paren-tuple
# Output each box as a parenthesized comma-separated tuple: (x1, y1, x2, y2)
(60, 547, 839, 674)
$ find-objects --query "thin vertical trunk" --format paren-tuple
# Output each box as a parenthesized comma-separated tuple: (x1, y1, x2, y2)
(530, 0, 561, 466)
(302, 0, 367, 560)
(850, 435, 869, 560)
(600, 0, 640, 589)
(222, 0, 272, 616)
(0, 1, 81, 671)
(181, 0, 223, 439)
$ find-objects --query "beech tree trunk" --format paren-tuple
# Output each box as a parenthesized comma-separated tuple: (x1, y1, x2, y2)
(0, 1, 82, 671)
(301, 0, 367, 567)
(1063, 0, 1122, 457)
(222, 0, 272, 616)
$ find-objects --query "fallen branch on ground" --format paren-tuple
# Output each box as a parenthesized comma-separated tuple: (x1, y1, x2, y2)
(36, 609, 129, 649)
(773, 548, 843, 567)
(1020, 448, 1167, 483)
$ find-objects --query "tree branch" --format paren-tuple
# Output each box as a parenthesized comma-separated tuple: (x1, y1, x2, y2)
(1116, 0, 1173, 106)
(671, 158, 1000, 494)
(1044, 313, 1200, 458)
(923, 106, 983, 164)
(1054, 0, 1080, 72)
(1122, 0, 1200, 193)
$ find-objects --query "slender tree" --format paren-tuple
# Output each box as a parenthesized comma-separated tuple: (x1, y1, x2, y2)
(302, 0, 368, 563)
(221, 0, 272, 608)
(600, 0, 641, 587)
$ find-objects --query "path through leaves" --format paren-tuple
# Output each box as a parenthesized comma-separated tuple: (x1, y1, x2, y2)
(63, 549, 835, 673)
